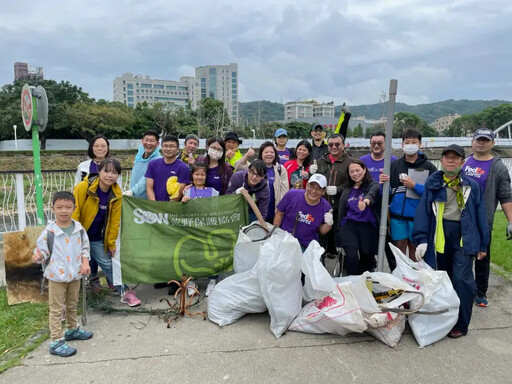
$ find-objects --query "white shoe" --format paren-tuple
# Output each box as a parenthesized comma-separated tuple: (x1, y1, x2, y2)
(187, 281, 198, 297)
(205, 279, 216, 296)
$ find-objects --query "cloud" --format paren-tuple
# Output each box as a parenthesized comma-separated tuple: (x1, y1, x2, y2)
(1, 0, 511, 106)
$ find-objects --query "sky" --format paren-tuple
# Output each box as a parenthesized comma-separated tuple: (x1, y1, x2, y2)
(1, 0, 512, 106)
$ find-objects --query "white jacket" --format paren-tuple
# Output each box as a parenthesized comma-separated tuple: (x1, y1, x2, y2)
(75, 159, 123, 188)
(35, 219, 90, 282)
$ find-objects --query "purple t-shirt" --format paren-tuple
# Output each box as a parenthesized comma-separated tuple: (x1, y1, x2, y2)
(87, 187, 110, 241)
(89, 161, 98, 175)
(277, 148, 291, 165)
(185, 186, 219, 199)
(462, 156, 493, 191)
(360, 154, 398, 182)
(206, 166, 223, 194)
(341, 187, 377, 227)
(277, 189, 332, 247)
(267, 166, 276, 219)
(145, 158, 190, 201)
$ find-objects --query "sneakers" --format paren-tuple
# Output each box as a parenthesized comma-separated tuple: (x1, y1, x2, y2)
(89, 277, 104, 293)
(475, 296, 488, 307)
(187, 281, 198, 297)
(49, 339, 77, 357)
(447, 329, 467, 339)
(65, 327, 93, 341)
(120, 290, 141, 307)
(205, 279, 216, 297)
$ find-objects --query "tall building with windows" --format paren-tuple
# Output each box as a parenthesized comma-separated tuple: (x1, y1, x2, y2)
(195, 63, 238, 123)
(284, 99, 334, 120)
(113, 63, 238, 123)
(434, 114, 461, 133)
(113, 73, 200, 109)
(14, 62, 44, 81)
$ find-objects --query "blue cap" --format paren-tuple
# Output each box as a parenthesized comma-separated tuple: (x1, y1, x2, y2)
(275, 128, 287, 138)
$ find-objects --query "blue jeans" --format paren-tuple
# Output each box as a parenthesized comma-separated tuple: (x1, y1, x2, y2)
(90, 241, 128, 294)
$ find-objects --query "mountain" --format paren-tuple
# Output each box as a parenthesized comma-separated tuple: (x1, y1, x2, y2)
(336, 99, 512, 123)
(239, 99, 512, 125)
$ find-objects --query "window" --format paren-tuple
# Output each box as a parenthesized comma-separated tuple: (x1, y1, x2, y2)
(166, 85, 176, 90)
(127, 84, 133, 89)
(178, 86, 188, 90)
(127, 97, 134, 102)
(141, 83, 152, 88)
(127, 90, 133, 95)
(154, 84, 164, 89)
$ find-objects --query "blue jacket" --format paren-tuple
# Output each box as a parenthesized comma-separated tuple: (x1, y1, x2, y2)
(130, 145, 162, 199)
(412, 171, 489, 268)
(388, 153, 437, 220)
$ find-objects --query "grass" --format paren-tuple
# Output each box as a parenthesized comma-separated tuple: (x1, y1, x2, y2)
(491, 213, 512, 274)
(0, 288, 49, 373)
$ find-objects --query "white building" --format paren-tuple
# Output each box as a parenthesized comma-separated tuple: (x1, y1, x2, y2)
(434, 114, 461, 133)
(284, 100, 334, 120)
(113, 63, 238, 123)
(195, 63, 238, 123)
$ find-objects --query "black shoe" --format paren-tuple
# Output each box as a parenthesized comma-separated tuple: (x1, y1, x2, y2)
(168, 284, 178, 295)
(153, 282, 168, 289)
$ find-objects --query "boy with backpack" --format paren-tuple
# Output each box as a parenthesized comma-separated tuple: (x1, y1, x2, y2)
(33, 191, 93, 357)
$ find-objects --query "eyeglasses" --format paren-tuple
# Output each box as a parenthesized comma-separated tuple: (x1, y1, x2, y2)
(248, 170, 264, 178)
(328, 143, 341, 148)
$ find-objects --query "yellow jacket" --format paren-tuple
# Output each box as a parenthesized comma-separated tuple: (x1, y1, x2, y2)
(72, 176, 122, 253)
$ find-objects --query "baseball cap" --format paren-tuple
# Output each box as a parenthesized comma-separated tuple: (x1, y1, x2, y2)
(307, 174, 327, 188)
(275, 128, 287, 138)
(442, 144, 465, 158)
(311, 124, 325, 132)
(224, 132, 242, 144)
(473, 128, 495, 141)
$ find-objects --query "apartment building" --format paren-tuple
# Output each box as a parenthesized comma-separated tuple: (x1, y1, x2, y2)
(284, 99, 335, 120)
(434, 114, 461, 133)
(14, 62, 44, 81)
(113, 63, 238, 123)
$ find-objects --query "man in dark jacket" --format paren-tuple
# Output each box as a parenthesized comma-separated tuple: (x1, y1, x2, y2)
(310, 124, 328, 161)
(379, 129, 437, 259)
(413, 144, 489, 339)
(310, 133, 352, 255)
(462, 128, 512, 307)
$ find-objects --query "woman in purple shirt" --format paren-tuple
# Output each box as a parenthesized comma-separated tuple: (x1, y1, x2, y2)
(197, 137, 233, 195)
(336, 159, 381, 275)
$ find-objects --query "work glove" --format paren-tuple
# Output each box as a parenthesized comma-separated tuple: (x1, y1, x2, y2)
(415, 243, 428, 261)
(235, 187, 245, 195)
(123, 190, 133, 196)
(324, 211, 334, 226)
(326, 186, 337, 196)
(507, 222, 512, 240)
(309, 164, 318, 174)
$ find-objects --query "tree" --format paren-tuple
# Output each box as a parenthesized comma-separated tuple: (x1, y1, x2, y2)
(346, 127, 353, 137)
(392, 112, 430, 138)
(284, 121, 311, 139)
(197, 98, 232, 137)
(353, 124, 364, 138)
(364, 124, 385, 138)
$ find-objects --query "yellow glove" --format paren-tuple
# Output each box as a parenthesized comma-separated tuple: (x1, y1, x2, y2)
(166, 176, 180, 200)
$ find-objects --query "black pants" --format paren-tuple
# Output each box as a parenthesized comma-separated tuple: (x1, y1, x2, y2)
(474, 230, 492, 298)
(344, 246, 375, 276)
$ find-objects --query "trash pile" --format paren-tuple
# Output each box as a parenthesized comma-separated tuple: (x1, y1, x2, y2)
(208, 223, 460, 347)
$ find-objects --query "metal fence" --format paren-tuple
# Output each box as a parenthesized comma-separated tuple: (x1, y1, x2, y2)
(0, 169, 132, 234)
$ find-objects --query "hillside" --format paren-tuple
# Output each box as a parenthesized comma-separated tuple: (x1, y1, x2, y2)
(239, 99, 512, 125)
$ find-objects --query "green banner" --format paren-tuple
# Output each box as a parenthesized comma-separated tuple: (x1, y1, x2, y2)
(119, 195, 248, 283)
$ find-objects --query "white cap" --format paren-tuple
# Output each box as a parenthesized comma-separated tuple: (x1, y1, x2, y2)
(307, 174, 327, 188)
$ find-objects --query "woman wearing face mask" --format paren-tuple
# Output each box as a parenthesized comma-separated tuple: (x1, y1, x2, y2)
(197, 137, 233, 195)
(336, 160, 381, 276)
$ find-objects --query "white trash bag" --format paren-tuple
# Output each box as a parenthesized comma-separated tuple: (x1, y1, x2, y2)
(207, 266, 267, 327)
(257, 231, 303, 338)
(288, 282, 367, 336)
(390, 243, 460, 347)
(301, 240, 336, 303)
(233, 222, 276, 274)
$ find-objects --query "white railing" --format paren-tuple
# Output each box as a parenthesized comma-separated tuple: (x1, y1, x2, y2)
(0, 169, 132, 234)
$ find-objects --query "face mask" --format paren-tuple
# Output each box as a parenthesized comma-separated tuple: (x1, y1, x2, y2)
(442, 166, 462, 177)
(403, 144, 419, 155)
(208, 148, 223, 160)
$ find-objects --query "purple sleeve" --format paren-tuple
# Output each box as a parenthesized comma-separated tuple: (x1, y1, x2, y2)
(256, 184, 270, 219)
(277, 190, 292, 213)
(178, 163, 191, 184)
(226, 172, 242, 195)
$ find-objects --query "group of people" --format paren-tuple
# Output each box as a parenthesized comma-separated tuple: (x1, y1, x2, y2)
(33, 125, 512, 356)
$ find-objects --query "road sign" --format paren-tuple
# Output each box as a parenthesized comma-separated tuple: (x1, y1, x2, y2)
(33, 85, 48, 132)
(21, 84, 33, 131)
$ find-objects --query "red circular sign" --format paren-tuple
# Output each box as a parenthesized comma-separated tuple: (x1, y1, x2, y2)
(21, 84, 33, 131)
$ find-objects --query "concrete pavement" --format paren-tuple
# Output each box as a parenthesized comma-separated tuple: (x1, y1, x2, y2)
(1, 268, 511, 384)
